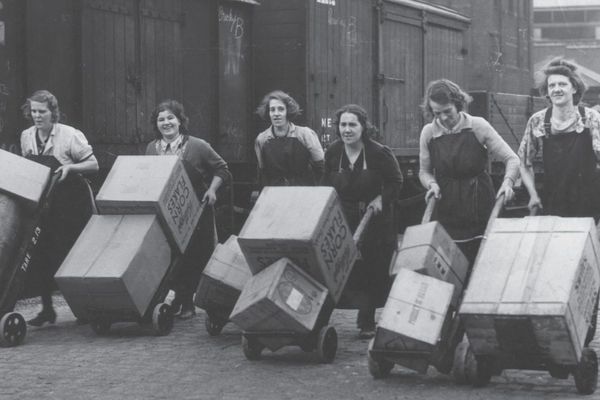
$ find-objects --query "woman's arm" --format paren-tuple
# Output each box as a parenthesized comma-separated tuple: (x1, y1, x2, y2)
(418, 126, 440, 200)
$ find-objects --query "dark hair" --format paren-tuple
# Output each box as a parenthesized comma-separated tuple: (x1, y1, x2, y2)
(255, 90, 302, 122)
(151, 99, 189, 139)
(420, 79, 472, 120)
(537, 58, 587, 105)
(332, 104, 375, 140)
(21, 90, 60, 123)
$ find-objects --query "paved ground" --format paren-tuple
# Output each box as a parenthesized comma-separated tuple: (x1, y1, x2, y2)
(1, 294, 599, 400)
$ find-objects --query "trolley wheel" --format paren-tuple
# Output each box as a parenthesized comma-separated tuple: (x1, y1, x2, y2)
(452, 341, 470, 385)
(0, 312, 27, 347)
(466, 353, 492, 388)
(90, 319, 111, 335)
(367, 339, 393, 379)
(317, 325, 337, 364)
(242, 335, 263, 361)
(548, 364, 570, 379)
(574, 348, 598, 395)
(152, 303, 174, 336)
(204, 314, 225, 337)
(585, 294, 599, 346)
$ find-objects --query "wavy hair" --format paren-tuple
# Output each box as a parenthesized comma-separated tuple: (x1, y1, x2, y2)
(255, 90, 302, 122)
(151, 99, 190, 139)
(332, 104, 376, 140)
(21, 90, 60, 123)
(420, 79, 472, 120)
(536, 58, 587, 105)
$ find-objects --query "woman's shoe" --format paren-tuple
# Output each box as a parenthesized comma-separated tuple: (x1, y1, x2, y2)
(358, 328, 375, 339)
(178, 304, 196, 320)
(27, 309, 57, 327)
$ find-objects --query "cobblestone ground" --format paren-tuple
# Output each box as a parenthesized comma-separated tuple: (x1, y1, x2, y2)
(0, 294, 598, 400)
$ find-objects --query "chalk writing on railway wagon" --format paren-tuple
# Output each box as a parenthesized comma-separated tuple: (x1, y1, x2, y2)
(218, 6, 244, 39)
(219, 6, 245, 76)
(327, 8, 357, 47)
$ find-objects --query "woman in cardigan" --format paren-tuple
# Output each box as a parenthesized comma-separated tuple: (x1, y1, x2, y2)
(146, 99, 231, 319)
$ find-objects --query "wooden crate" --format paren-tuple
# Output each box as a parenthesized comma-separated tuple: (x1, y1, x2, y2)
(0, 149, 51, 209)
(460, 216, 600, 365)
(390, 221, 468, 307)
(238, 186, 357, 303)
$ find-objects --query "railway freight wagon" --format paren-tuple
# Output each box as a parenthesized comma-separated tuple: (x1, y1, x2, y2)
(252, 0, 470, 176)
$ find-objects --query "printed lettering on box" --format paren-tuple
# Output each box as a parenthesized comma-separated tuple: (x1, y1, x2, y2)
(286, 288, 304, 311)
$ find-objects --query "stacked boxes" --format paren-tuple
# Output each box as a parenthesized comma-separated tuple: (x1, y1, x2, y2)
(460, 216, 600, 365)
(56, 155, 201, 320)
(195, 235, 253, 318)
(389, 221, 468, 306)
(237, 186, 357, 303)
(229, 257, 328, 348)
(375, 269, 454, 372)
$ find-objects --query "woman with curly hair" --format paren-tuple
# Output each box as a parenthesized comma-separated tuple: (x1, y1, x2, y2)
(254, 90, 324, 187)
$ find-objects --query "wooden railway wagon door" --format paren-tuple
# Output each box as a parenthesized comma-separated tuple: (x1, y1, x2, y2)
(377, 1, 468, 157)
(307, 0, 374, 147)
(81, 0, 184, 162)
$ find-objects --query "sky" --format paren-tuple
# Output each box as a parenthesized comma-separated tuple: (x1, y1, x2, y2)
(533, 0, 600, 7)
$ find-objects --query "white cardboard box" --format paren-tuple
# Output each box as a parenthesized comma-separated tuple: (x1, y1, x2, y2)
(55, 214, 171, 320)
(390, 221, 468, 306)
(374, 268, 454, 372)
(195, 235, 253, 314)
(0, 149, 51, 209)
(95, 155, 202, 253)
(237, 186, 357, 303)
(460, 216, 600, 365)
(229, 257, 328, 340)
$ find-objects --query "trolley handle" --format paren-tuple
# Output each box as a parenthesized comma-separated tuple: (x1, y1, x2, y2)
(422, 196, 437, 224)
(483, 193, 505, 237)
(353, 206, 375, 246)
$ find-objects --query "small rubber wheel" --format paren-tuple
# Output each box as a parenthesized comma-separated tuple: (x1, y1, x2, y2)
(152, 303, 174, 336)
(242, 335, 263, 361)
(548, 364, 570, 379)
(0, 312, 27, 347)
(317, 325, 337, 364)
(452, 341, 470, 385)
(466, 352, 492, 388)
(204, 314, 225, 337)
(574, 347, 598, 395)
(90, 319, 111, 335)
(367, 339, 393, 379)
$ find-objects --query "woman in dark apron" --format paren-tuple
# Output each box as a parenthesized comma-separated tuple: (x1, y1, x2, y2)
(519, 58, 600, 219)
(146, 100, 231, 320)
(322, 104, 403, 339)
(419, 80, 519, 265)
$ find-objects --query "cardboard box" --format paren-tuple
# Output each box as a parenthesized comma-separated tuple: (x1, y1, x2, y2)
(95, 155, 202, 253)
(373, 268, 455, 373)
(389, 221, 468, 306)
(194, 235, 253, 316)
(0, 149, 51, 209)
(237, 186, 357, 303)
(229, 257, 328, 346)
(460, 216, 600, 365)
(55, 214, 171, 320)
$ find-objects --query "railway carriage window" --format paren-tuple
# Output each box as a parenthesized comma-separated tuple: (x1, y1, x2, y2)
(533, 12, 551, 23)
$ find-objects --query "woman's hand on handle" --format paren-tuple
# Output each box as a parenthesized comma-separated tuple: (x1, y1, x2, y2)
(527, 193, 543, 213)
(425, 182, 441, 201)
(496, 180, 514, 204)
(202, 188, 217, 206)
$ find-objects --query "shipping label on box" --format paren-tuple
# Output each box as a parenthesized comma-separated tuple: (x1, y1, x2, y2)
(460, 216, 600, 363)
(55, 214, 171, 319)
(95, 155, 202, 253)
(375, 269, 454, 355)
(237, 186, 357, 303)
(0, 149, 51, 209)
(390, 222, 468, 306)
(229, 257, 328, 335)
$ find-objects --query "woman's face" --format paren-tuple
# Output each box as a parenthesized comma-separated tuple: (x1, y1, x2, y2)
(429, 100, 460, 130)
(156, 109, 181, 140)
(547, 74, 576, 107)
(339, 112, 363, 145)
(269, 99, 288, 128)
(30, 101, 53, 132)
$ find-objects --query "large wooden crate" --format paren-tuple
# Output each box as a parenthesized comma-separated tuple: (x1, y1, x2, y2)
(95, 155, 202, 253)
(374, 268, 455, 373)
(229, 257, 328, 350)
(55, 214, 171, 320)
(194, 235, 252, 316)
(237, 186, 357, 303)
(389, 221, 468, 306)
(0, 149, 51, 209)
(460, 216, 600, 365)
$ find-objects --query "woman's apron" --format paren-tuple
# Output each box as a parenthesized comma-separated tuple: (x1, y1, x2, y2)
(429, 129, 495, 265)
(261, 128, 314, 186)
(328, 150, 391, 308)
(542, 106, 599, 217)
